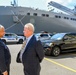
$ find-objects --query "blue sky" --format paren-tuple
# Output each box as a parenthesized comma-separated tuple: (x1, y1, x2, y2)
(0, 0, 76, 11)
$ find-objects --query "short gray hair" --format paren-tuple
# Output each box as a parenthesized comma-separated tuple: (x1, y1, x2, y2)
(24, 23, 35, 32)
(0, 24, 4, 29)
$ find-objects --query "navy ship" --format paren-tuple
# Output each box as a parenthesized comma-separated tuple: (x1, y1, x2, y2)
(0, 0, 76, 35)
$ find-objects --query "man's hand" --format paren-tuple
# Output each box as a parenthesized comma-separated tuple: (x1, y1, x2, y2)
(2, 71, 8, 75)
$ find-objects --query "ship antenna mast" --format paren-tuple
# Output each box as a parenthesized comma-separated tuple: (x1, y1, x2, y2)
(11, 0, 18, 7)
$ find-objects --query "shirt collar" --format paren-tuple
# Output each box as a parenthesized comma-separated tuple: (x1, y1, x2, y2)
(26, 34, 33, 43)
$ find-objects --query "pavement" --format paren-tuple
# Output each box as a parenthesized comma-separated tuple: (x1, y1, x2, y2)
(7, 44, 76, 75)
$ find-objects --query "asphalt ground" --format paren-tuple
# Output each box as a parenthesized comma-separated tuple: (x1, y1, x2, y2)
(7, 44, 76, 75)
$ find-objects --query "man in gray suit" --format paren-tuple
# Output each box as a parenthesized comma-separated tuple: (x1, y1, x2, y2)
(16, 23, 44, 75)
(0, 25, 11, 75)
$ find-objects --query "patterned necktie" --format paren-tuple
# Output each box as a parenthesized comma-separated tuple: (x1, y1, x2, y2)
(21, 40, 26, 50)
(20, 39, 28, 62)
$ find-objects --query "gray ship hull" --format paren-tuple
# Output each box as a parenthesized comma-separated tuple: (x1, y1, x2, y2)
(0, 15, 76, 35)
(0, 6, 76, 35)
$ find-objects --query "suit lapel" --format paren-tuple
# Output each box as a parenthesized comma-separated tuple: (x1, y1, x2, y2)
(25, 35, 36, 52)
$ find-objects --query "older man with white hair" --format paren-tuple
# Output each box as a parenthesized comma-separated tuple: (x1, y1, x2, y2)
(0, 25, 11, 75)
(16, 23, 44, 75)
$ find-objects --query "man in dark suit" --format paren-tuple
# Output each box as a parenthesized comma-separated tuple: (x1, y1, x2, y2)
(16, 23, 44, 75)
(0, 25, 11, 75)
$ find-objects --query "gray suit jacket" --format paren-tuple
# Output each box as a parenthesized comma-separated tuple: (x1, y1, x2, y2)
(16, 35, 44, 75)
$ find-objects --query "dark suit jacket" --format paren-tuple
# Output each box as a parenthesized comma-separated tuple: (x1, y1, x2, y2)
(16, 35, 44, 75)
(0, 39, 11, 74)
